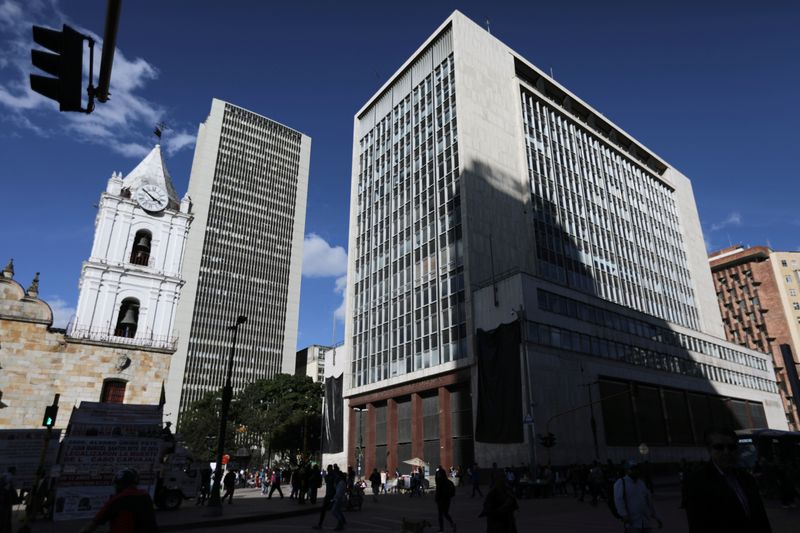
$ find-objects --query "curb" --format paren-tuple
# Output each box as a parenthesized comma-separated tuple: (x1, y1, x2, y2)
(161, 505, 319, 531)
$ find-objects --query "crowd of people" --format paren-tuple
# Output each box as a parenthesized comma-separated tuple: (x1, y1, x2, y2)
(4, 427, 797, 533)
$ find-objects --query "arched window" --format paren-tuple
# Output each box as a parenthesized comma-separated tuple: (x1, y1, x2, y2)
(130, 230, 152, 266)
(114, 298, 140, 338)
(100, 379, 127, 403)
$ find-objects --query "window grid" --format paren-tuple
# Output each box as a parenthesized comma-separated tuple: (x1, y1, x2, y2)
(352, 53, 464, 388)
(521, 90, 699, 329)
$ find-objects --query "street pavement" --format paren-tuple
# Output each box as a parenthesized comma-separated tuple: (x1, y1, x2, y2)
(12, 483, 800, 532)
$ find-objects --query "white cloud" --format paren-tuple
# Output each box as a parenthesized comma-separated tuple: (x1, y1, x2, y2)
(302, 234, 347, 278)
(0, 0, 195, 158)
(164, 130, 196, 155)
(333, 275, 347, 323)
(710, 212, 742, 232)
(46, 296, 75, 329)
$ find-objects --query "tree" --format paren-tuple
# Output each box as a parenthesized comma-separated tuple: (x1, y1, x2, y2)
(178, 374, 323, 464)
(237, 374, 323, 461)
(178, 388, 240, 462)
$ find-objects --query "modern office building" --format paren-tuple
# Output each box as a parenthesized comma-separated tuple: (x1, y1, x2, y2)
(165, 99, 310, 425)
(339, 11, 785, 472)
(295, 344, 331, 383)
(709, 245, 800, 429)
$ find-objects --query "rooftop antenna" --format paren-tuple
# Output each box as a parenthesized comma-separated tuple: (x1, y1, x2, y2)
(485, 17, 491, 34)
(550, 66, 555, 79)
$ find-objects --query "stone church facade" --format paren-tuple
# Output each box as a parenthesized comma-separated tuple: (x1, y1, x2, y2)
(0, 145, 192, 430)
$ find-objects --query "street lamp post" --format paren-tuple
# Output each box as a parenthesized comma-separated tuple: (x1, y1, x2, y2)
(207, 315, 247, 513)
(353, 406, 367, 479)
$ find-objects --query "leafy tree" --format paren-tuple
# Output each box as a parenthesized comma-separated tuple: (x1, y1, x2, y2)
(177, 388, 240, 462)
(178, 374, 323, 464)
(237, 374, 323, 461)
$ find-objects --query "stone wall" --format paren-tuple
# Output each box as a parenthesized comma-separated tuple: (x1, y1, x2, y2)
(0, 272, 170, 430)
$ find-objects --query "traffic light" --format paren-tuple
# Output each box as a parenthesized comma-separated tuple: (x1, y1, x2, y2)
(539, 432, 556, 448)
(30, 24, 87, 112)
(42, 404, 59, 428)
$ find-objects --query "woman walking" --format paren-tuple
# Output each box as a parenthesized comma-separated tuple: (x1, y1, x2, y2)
(434, 466, 457, 533)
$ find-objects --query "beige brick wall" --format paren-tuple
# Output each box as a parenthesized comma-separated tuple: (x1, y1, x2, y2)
(0, 317, 171, 430)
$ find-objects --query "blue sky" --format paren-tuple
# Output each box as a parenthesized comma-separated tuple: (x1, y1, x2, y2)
(1, 0, 798, 348)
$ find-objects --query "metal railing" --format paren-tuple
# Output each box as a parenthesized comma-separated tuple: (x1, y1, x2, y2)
(66, 322, 177, 351)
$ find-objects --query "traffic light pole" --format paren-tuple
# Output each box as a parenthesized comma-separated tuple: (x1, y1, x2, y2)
(95, 0, 122, 103)
(19, 394, 60, 531)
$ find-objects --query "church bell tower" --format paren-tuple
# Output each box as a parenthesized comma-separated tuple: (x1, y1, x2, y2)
(70, 145, 192, 350)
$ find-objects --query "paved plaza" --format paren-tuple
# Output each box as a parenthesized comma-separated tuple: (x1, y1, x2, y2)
(11, 482, 799, 532)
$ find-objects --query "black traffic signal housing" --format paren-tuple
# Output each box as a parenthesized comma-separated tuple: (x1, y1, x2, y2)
(30, 24, 88, 112)
(42, 404, 59, 428)
(539, 432, 556, 448)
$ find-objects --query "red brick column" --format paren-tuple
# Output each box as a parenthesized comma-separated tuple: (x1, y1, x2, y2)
(411, 393, 423, 459)
(365, 403, 376, 477)
(439, 386, 452, 469)
(387, 398, 398, 475)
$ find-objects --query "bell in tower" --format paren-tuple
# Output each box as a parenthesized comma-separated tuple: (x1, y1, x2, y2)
(130, 230, 152, 266)
(115, 298, 140, 339)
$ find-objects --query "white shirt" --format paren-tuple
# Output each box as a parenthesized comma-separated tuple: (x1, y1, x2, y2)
(613, 475, 661, 529)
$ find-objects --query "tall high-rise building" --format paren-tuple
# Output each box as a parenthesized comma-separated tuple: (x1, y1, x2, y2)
(166, 99, 310, 424)
(709, 245, 800, 429)
(340, 11, 785, 470)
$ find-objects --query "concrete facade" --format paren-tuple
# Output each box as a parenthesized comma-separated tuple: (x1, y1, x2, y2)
(295, 345, 330, 383)
(0, 267, 170, 430)
(709, 245, 800, 429)
(340, 11, 785, 473)
(166, 99, 310, 426)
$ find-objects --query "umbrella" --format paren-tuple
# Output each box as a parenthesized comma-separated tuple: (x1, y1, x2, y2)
(403, 457, 429, 467)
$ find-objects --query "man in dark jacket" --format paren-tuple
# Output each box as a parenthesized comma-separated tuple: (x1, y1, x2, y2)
(80, 468, 158, 533)
(685, 428, 771, 533)
(222, 469, 236, 504)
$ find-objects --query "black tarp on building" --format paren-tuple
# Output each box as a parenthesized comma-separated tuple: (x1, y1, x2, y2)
(323, 374, 344, 453)
(475, 320, 523, 443)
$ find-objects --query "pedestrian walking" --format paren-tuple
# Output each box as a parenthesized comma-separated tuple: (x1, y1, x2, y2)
(480, 478, 518, 533)
(588, 461, 604, 506)
(331, 472, 347, 530)
(196, 466, 212, 506)
(260, 469, 269, 495)
(0, 467, 17, 533)
(369, 468, 381, 502)
(470, 462, 483, 498)
(309, 463, 322, 504)
(613, 460, 662, 533)
(685, 428, 771, 533)
(222, 469, 236, 504)
(380, 469, 388, 494)
(267, 468, 284, 499)
(434, 467, 457, 533)
(313, 465, 338, 529)
(79, 468, 158, 533)
(298, 462, 309, 504)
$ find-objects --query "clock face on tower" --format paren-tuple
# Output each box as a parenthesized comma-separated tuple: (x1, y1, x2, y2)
(134, 184, 169, 212)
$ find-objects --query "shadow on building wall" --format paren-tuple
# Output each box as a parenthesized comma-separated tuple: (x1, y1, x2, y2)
(463, 159, 769, 464)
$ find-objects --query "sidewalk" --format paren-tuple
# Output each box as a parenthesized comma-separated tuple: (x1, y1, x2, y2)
(11, 486, 320, 532)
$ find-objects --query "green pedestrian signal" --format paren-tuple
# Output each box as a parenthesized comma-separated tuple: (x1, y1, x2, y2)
(42, 404, 58, 428)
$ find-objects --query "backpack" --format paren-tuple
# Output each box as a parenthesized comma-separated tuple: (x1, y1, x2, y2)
(608, 477, 627, 520)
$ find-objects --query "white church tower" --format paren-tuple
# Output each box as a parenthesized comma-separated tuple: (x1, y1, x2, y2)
(70, 145, 192, 351)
